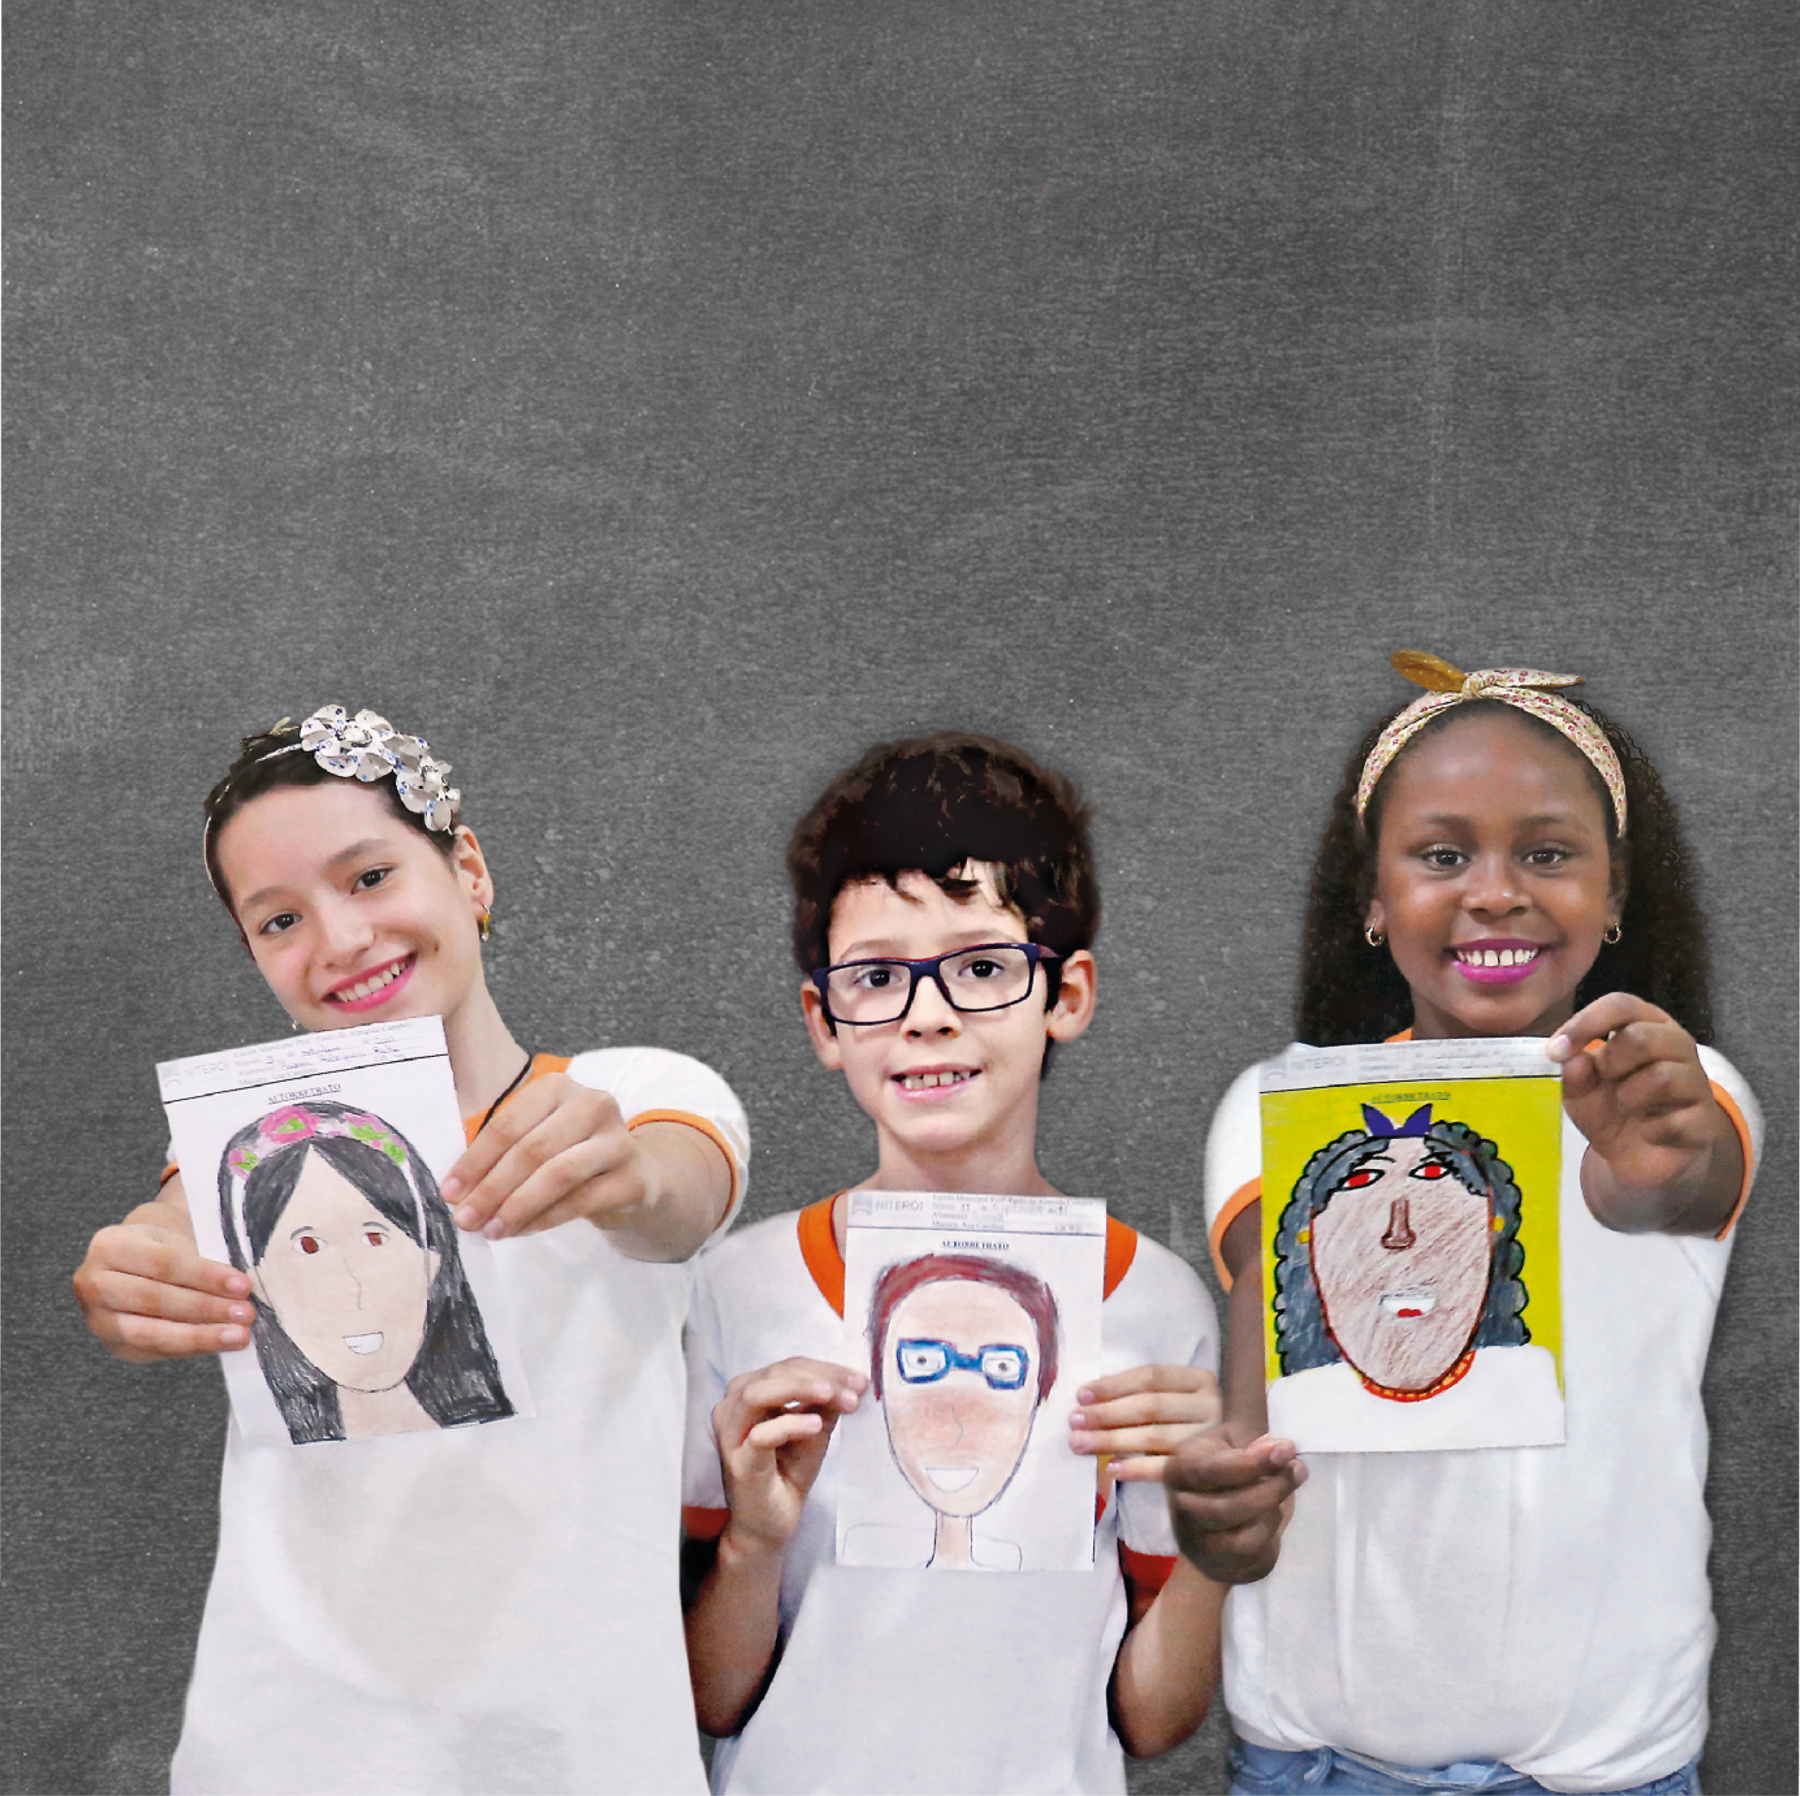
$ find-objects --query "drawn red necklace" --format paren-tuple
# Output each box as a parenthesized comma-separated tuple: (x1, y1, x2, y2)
(1358, 1345, 1477, 1403)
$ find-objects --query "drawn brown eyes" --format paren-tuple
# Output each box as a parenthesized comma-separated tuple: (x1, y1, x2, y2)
(363, 1230, 386, 1246)
(294, 1233, 323, 1255)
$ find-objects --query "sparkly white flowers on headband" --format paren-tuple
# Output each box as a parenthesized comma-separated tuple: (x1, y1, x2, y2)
(298, 706, 461, 831)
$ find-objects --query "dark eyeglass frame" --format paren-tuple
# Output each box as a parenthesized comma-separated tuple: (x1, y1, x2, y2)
(894, 1337, 1032, 1391)
(809, 941, 1059, 1027)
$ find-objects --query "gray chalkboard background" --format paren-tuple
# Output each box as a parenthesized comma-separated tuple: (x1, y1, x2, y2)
(5, 4, 1794, 1793)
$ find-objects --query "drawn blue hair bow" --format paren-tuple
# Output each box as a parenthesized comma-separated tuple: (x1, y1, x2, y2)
(1362, 1103, 1434, 1138)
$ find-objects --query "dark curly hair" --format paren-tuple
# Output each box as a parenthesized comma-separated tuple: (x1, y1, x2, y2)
(202, 717, 460, 914)
(787, 735, 1097, 1072)
(1297, 696, 1713, 1046)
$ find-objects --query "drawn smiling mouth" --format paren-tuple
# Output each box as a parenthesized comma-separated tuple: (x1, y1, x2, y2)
(925, 1466, 979, 1491)
(1379, 1292, 1437, 1319)
(343, 1332, 385, 1354)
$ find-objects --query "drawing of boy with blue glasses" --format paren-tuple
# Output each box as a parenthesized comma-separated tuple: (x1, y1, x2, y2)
(681, 732, 1227, 1793)
(867, 1252, 1057, 1570)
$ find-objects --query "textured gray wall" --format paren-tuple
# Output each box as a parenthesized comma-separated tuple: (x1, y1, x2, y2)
(5, 4, 1793, 1793)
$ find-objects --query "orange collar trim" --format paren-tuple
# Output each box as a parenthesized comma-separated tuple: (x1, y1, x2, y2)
(461, 1053, 570, 1145)
(1358, 1345, 1477, 1404)
(794, 1196, 1140, 1320)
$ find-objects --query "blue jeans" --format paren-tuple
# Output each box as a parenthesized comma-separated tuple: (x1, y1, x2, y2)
(1227, 1740, 1702, 1796)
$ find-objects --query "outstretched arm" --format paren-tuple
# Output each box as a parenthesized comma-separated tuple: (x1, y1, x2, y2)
(74, 1173, 255, 1361)
(686, 1358, 866, 1736)
(439, 1074, 733, 1262)
(1550, 994, 1746, 1235)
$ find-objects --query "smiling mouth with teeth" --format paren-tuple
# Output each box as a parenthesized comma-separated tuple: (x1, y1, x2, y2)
(896, 1070, 976, 1091)
(327, 956, 414, 1005)
(343, 1332, 385, 1355)
(1455, 946, 1541, 969)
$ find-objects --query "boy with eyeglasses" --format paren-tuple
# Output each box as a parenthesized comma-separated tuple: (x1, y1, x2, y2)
(681, 733, 1225, 1793)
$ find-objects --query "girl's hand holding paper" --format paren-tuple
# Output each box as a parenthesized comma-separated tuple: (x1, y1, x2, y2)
(441, 1071, 730, 1257)
(74, 1182, 254, 1362)
(1550, 992, 1744, 1234)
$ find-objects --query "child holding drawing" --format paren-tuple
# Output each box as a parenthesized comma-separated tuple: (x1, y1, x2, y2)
(1166, 653, 1762, 1796)
(73, 707, 748, 1796)
(682, 733, 1226, 1792)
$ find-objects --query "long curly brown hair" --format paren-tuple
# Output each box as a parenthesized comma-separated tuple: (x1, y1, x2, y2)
(1296, 697, 1714, 1046)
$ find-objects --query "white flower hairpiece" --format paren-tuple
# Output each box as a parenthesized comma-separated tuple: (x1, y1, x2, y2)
(296, 706, 461, 831)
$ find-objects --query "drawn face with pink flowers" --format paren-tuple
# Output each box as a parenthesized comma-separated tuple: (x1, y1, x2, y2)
(224, 1106, 441, 1395)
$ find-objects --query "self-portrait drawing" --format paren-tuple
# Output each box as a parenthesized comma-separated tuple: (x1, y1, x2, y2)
(1268, 1101, 1563, 1451)
(219, 1099, 513, 1444)
(864, 1252, 1059, 1571)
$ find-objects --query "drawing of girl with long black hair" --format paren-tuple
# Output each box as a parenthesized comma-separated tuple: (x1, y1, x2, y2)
(219, 1098, 512, 1443)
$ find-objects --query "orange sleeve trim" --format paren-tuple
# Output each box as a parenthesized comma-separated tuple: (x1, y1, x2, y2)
(1210, 1177, 1261, 1292)
(1708, 1081, 1756, 1239)
(1387, 1027, 1415, 1041)
(1102, 1217, 1138, 1299)
(1119, 1543, 1178, 1595)
(797, 1196, 846, 1317)
(683, 1505, 730, 1540)
(627, 1110, 744, 1212)
(159, 1162, 180, 1189)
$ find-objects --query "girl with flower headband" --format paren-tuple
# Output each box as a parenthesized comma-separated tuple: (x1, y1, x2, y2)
(1165, 653, 1762, 1796)
(73, 706, 749, 1796)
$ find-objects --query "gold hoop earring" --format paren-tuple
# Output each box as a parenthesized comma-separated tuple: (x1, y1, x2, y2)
(479, 909, 493, 943)
(1602, 922, 1621, 945)
(1365, 924, 1386, 948)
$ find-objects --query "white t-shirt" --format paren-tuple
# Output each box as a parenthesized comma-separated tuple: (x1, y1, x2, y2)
(171, 1047, 749, 1796)
(1203, 1044, 1762, 1795)
(682, 1198, 1218, 1796)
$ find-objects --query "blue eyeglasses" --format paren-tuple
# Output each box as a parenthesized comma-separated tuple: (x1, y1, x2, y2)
(895, 1338, 1031, 1391)
(812, 942, 1059, 1027)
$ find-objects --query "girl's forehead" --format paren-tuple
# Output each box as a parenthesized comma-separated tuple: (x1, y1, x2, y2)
(214, 781, 424, 893)
(1382, 708, 1610, 825)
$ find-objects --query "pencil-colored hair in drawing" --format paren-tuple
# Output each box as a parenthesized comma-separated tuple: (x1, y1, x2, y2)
(218, 1100, 512, 1444)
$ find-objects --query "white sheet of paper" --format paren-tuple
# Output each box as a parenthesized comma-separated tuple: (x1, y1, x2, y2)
(836, 1190, 1106, 1572)
(158, 1016, 533, 1448)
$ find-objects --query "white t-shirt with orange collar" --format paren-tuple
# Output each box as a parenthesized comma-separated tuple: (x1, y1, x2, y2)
(171, 1048, 749, 1796)
(1203, 1041, 1761, 1795)
(682, 1197, 1218, 1796)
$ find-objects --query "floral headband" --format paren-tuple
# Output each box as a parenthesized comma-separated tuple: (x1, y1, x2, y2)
(1355, 650, 1627, 834)
(222, 1103, 429, 1271)
(204, 706, 461, 894)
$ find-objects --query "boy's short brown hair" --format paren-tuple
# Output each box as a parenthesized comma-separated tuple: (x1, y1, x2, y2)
(786, 733, 1099, 995)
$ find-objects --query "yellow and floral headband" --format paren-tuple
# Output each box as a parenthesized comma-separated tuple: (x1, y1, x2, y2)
(1355, 650, 1627, 833)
